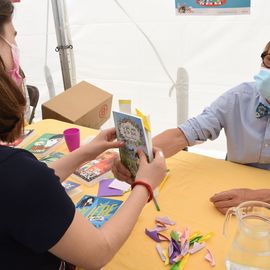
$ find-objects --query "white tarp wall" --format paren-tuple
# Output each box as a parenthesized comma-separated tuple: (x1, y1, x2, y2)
(13, 0, 270, 158)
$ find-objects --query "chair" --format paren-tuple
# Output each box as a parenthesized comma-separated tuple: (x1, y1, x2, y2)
(26, 85, 39, 124)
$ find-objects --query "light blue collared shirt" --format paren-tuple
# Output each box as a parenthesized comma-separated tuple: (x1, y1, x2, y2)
(179, 82, 270, 170)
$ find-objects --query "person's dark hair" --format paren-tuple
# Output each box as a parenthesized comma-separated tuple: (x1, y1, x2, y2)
(0, 68, 25, 142)
(0, 0, 14, 35)
(0, 0, 24, 142)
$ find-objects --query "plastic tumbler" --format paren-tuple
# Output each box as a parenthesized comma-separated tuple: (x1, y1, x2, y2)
(63, 128, 80, 152)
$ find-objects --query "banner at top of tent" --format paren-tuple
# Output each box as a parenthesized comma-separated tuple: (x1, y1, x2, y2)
(175, 0, 250, 15)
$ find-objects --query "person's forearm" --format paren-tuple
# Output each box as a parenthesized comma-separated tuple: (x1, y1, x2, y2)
(98, 185, 148, 266)
(49, 186, 148, 270)
(153, 128, 188, 158)
(253, 189, 270, 203)
(48, 147, 94, 182)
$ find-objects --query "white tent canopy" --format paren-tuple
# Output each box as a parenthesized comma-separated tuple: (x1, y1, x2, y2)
(13, 0, 270, 157)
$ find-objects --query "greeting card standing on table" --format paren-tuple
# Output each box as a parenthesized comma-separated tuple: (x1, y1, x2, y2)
(113, 111, 153, 179)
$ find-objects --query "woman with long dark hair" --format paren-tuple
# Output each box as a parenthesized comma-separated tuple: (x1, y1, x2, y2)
(0, 1, 167, 269)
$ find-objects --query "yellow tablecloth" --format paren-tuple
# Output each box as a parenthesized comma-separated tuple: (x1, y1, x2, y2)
(27, 119, 270, 270)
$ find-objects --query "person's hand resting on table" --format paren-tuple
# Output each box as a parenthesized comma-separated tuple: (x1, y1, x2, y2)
(210, 188, 270, 214)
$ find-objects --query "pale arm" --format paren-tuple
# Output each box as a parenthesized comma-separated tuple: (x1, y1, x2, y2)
(153, 128, 188, 158)
(50, 186, 148, 270)
(48, 128, 123, 182)
(49, 149, 166, 270)
(112, 127, 188, 182)
(47, 147, 96, 182)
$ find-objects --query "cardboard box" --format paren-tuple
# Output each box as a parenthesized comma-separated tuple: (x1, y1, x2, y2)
(42, 81, 112, 129)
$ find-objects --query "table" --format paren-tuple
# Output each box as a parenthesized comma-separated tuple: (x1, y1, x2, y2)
(27, 119, 270, 270)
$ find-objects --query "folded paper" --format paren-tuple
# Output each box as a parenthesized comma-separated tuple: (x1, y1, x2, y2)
(109, 179, 131, 192)
(156, 244, 166, 262)
(189, 241, 206, 254)
(205, 249, 216, 267)
(156, 216, 176, 226)
(145, 229, 170, 242)
(97, 179, 123, 197)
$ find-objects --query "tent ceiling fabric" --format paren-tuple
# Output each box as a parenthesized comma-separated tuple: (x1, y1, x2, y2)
(13, 0, 270, 155)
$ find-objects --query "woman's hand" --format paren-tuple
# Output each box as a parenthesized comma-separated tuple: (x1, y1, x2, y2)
(82, 128, 124, 159)
(210, 188, 270, 215)
(135, 147, 166, 190)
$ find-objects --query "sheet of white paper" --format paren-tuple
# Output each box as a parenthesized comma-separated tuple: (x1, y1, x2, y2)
(109, 179, 131, 192)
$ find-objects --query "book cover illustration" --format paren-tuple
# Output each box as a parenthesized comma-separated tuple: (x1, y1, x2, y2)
(62, 180, 82, 197)
(0, 129, 34, 148)
(175, 0, 250, 15)
(73, 150, 118, 185)
(76, 195, 123, 228)
(113, 111, 152, 179)
(39, 151, 65, 164)
(25, 133, 64, 155)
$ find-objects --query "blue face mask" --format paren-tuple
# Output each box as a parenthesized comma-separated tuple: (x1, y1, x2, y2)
(254, 68, 270, 100)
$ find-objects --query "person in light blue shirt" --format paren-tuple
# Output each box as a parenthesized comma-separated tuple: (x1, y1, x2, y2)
(113, 41, 270, 214)
(180, 81, 270, 170)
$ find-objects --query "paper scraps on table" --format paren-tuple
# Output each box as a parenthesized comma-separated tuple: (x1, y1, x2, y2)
(205, 248, 216, 267)
(97, 179, 123, 197)
(156, 216, 176, 225)
(145, 229, 170, 242)
(199, 232, 214, 243)
(164, 249, 170, 265)
(170, 230, 180, 242)
(180, 227, 189, 247)
(179, 253, 190, 270)
(168, 239, 181, 265)
(154, 225, 168, 232)
(109, 179, 131, 192)
(180, 240, 189, 256)
(156, 244, 166, 262)
(188, 241, 206, 254)
(145, 216, 215, 270)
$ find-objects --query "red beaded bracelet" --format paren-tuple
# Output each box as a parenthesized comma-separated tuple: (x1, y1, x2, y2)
(131, 180, 153, 203)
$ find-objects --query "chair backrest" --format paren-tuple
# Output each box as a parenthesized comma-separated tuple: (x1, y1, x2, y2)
(26, 85, 39, 124)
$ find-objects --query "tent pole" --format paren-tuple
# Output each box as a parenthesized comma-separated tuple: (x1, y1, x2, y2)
(51, 0, 76, 90)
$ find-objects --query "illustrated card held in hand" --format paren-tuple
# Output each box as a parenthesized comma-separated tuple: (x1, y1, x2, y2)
(113, 111, 152, 178)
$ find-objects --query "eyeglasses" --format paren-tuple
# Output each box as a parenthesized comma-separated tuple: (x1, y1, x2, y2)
(261, 51, 270, 69)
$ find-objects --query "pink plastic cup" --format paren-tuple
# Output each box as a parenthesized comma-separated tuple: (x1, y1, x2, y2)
(63, 128, 80, 152)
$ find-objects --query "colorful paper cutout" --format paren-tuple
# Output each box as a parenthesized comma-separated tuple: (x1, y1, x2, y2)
(205, 249, 216, 267)
(145, 229, 170, 242)
(97, 179, 123, 197)
(180, 227, 189, 247)
(146, 217, 216, 268)
(188, 241, 206, 254)
(179, 253, 190, 270)
(156, 244, 166, 262)
(156, 216, 176, 225)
